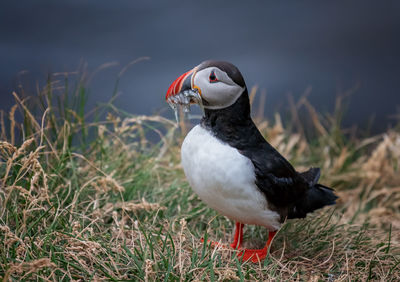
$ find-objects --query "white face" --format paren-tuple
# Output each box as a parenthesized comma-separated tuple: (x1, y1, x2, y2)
(192, 67, 245, 110)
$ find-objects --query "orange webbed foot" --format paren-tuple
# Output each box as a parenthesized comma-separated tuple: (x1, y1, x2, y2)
(238, 248, 268, 263)
(201, 227, 277, 264)
(238, 230, 277, 263)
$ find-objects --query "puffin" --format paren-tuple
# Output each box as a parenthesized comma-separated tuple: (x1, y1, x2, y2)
(165, 60, 338, 263)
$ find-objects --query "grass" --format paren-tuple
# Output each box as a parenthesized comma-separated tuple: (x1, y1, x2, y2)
(0, 74, 399, 281)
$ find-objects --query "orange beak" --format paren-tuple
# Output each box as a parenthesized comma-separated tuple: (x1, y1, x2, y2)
(165, 68, 194, 100)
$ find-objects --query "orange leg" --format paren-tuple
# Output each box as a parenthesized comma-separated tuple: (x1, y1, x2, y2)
(238, 230, 277, 263)
(201, 222, 244, 249)
(230, 222, 244, 249)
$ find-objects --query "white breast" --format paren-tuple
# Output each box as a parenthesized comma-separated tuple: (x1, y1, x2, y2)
(181, 125, 280, 230)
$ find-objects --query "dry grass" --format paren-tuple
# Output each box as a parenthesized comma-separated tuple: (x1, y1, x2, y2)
(0, 79, 399, 281)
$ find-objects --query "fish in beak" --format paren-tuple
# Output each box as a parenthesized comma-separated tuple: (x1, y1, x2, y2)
(165, 68, 202, 114)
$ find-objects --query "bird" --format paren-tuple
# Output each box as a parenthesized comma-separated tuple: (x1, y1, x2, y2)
(165, 60, 338, 263)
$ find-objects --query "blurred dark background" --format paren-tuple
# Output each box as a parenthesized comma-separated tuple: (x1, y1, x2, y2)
(1, 1, 399, 133)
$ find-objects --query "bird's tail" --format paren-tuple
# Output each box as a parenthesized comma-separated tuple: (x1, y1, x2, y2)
(288, 168, 338, 219)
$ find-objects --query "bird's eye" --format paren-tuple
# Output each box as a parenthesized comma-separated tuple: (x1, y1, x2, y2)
(209, 71, 218, 83)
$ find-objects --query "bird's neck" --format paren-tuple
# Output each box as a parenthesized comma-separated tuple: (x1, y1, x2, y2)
(201, 90, 255, 147)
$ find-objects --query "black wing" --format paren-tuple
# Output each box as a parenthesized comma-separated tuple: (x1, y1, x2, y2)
(239, 133, 309, 208)
(237, 125, 337, 218)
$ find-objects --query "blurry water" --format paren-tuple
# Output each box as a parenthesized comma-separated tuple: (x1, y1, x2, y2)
(1, 0, 400, 132)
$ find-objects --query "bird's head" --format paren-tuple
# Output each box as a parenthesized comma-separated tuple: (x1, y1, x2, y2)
(166, 60, 247, 110)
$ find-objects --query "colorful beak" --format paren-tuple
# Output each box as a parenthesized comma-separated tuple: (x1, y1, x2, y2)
(165, 69, 194, 100)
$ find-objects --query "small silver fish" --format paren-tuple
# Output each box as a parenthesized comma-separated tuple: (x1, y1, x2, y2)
(167, 89, 203, 123)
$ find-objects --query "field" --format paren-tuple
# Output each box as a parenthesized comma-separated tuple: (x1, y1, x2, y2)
(1, 77, 399, 281)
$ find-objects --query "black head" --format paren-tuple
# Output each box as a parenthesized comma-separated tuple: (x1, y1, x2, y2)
(166, 60, 248, 110)
(192, 60, 247, 109)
